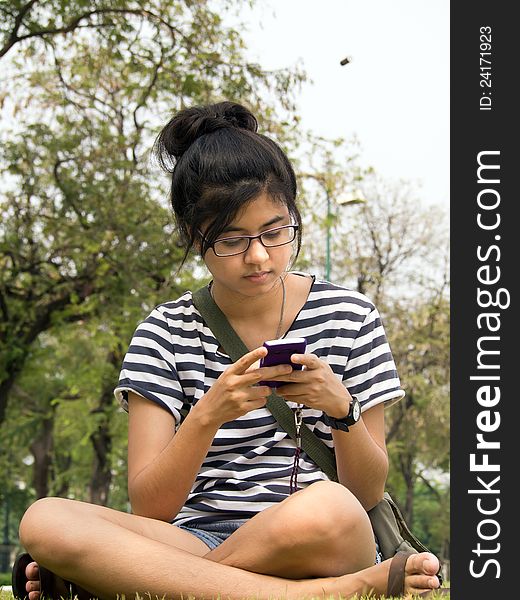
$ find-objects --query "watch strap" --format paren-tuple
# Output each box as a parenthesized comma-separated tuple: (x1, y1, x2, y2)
(323, 398, 360, 429)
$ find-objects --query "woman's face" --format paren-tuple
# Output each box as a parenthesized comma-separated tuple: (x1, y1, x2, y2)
(202, 192, 294, 298)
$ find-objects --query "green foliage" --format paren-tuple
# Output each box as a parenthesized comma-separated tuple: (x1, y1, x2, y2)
(0, 0, 305, 539)
(0, 0, 306, 423)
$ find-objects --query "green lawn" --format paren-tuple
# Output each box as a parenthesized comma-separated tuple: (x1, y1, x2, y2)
(1, 590, 450, 599)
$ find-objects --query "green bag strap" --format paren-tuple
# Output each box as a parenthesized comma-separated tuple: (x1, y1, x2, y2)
(192, 285, 338, 482)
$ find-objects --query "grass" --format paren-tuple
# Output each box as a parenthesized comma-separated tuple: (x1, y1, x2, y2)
(0, 590, 450, 600)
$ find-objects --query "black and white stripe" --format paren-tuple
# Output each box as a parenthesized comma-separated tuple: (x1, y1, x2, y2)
(115, 274, 404, 525)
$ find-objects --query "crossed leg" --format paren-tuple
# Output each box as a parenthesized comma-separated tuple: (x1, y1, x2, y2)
(19, 482, 441, 599)
(204, 480, 377, 578)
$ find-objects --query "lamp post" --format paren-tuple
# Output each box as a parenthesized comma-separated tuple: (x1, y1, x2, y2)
(325, 190, 332, 282)
(299, 171, 365, 281)
(325, 190, 365, 281)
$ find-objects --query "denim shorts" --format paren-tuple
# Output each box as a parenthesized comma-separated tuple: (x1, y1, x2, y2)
(178, 518, 383, 563)
(177, 519, 247, 550)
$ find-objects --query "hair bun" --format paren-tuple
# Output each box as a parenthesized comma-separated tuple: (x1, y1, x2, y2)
(155, 101, 258, 166)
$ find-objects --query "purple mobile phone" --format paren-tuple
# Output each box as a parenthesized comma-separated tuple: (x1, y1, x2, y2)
(259, 337, 307, 388)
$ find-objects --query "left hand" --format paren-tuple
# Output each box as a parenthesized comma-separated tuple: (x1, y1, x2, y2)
(273, 353, 353, 418)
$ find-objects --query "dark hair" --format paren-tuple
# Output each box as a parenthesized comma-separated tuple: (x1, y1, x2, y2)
(152, 101, 302, 266)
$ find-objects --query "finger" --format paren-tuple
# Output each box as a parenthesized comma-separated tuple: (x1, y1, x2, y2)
(290, 353, 319, 368)
(240, 387, 272, 412)
(247, 397, 270, 411)
(249, 385, 272, 398)
(266, 366, 311, 384)
(245, 358, 262, 372)
(230, 346, 268, 375)
(242, 363, 293, 385)
(276, 383, 308, 398)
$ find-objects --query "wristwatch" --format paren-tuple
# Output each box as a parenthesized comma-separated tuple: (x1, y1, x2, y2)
(323, 396, 361, 431)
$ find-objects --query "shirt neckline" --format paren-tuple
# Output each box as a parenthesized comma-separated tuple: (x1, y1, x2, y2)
(280, 272, 316, 338)
(206, 272, 316, 357)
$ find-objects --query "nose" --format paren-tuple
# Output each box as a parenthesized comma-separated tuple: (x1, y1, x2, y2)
(244, 237, 270, 263)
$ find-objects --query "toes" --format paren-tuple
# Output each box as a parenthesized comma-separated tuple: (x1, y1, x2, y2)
(26, 579, 41, 593)
(404, 553, 441, 595)
(407, 552, 440, 577)
(25, 561, 40, 580)
(406, 573, 440, 593)
(24, 562, 41, 595)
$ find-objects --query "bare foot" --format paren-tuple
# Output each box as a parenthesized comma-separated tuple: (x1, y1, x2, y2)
(403, 552, 441, 596)
(25, 561, 41, 600)
(307, 551, 442, 599)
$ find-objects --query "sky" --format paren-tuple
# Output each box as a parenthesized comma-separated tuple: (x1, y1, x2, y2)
(235, 0, 450, 209)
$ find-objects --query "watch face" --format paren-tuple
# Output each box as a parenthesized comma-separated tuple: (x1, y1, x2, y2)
(352, 399, 361, 422)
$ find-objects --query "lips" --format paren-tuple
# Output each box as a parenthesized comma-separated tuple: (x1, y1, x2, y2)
(245, 271, 271, 282)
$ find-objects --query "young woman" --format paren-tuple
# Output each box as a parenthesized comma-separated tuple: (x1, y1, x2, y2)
(13, 101, 444, 599)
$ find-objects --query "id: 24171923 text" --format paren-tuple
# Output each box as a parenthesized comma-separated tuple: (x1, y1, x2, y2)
(479, 26, 492, 111)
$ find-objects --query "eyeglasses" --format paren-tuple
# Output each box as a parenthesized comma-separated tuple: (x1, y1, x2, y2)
(200, 224, 299, 257)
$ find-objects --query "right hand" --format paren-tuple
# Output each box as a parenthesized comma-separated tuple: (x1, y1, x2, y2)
(195, 346, 293, 427)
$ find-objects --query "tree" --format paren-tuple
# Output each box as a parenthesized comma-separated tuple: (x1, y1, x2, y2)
(0, 1, 247, 60)
(1, 1, 308, 517)
(0, 0, 306, 426)
(343, 193, 450, 559)
(0, 113, 184, 424)
(335, 173, 447, 305)
(291, 134, 367, 277)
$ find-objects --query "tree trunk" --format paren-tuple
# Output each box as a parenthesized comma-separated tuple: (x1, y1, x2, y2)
(88, 350, 121, 505)
(0, 288, 95, 427)
(30, 415, 54, 499)
(54, 453, 72, 498)
(89, 415, 112, 506)
(0, 362, 24, 425)
(399, 452, 416, 524)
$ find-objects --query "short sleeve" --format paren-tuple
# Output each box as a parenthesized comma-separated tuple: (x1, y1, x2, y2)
(343, 307, 405, 411)
(114, 307, 187, 424)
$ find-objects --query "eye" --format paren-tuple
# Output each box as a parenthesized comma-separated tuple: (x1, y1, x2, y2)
(262, 229, 283, 240)
(219, 238, 244, 247)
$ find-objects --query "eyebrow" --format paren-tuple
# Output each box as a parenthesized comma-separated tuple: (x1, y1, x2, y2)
(221, 215, 287, 235)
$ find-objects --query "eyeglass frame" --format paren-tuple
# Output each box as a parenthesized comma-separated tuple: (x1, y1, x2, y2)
(198, 224, 299, 257)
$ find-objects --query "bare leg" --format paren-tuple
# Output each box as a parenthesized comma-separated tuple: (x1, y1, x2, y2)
(20, 496, 209, 600)
(205, 481, 376, 577)
(19, 496, 441, 599)
(24, 481, 374, 587)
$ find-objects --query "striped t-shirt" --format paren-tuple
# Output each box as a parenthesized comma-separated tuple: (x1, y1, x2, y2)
(114, 274, 404, 526)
